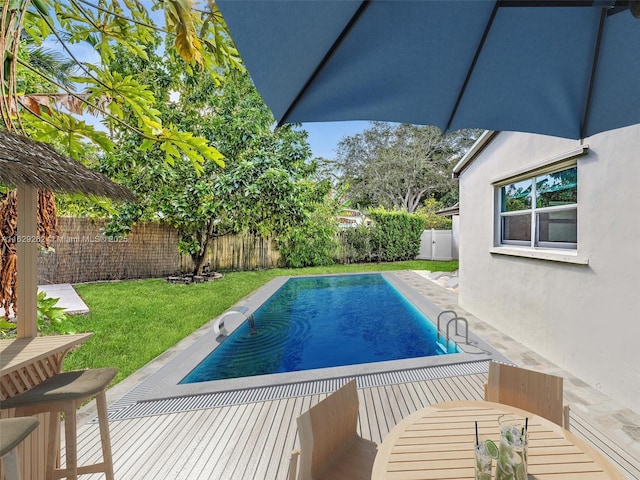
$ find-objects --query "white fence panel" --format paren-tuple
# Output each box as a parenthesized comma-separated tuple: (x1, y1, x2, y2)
(416, 229, 454, 260)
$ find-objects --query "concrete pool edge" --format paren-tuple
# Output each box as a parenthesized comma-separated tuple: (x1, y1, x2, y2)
(110, 271, 511, 406)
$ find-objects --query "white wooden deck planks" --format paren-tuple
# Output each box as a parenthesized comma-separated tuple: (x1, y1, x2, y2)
(69, 373, 640, 480)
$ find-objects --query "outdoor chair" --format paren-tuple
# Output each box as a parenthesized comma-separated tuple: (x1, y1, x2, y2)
(484, 361, 570, 430)
(288, 379, 378, 480)
(1, 368, 117, 480)
(0, 417, 40, 480)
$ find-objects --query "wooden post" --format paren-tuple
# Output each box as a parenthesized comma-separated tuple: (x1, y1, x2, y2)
(16, 184, 38, 338)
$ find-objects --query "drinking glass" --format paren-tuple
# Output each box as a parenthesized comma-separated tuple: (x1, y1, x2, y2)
(475, 441, 493, 480)
(495, 417, 528, 480)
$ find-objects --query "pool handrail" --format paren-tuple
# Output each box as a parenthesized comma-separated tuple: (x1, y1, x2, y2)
(436, 310, 457, 347)
(446, 316, 469, 349)
(213, 306, 250, 337)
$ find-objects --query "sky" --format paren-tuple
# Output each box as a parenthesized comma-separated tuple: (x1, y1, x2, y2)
(299, 121, 370, 160)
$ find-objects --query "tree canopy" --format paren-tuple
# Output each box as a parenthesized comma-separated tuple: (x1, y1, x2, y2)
(98, 43, 332, 274)
(1, 0, 241, 316)
(1, 0, 241, 164)
(334, 122, 480, 212)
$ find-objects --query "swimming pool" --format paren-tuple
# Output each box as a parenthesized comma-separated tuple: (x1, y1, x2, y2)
(181, 274, 460, 384)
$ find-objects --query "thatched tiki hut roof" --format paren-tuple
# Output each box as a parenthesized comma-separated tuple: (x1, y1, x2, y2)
(0, 129, 135, 337)
(0, 129, 135, 200)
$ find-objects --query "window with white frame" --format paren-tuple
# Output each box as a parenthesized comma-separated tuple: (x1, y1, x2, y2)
(498, 165, 577, 249)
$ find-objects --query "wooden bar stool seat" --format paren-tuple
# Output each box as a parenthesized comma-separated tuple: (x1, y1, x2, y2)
(1, 368, 117, 480)
(0, 417, 40, 480)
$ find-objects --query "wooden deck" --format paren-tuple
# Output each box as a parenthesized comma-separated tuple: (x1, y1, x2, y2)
(71, 371, 640, 480)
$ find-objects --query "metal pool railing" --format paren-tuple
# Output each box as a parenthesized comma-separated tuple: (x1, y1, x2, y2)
(437, 310, 469, 352)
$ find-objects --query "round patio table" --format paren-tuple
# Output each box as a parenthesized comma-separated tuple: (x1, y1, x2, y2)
(371, 400, 625, 480)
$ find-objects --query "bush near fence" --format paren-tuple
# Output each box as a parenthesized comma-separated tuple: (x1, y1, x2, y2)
(368, 209, 423, 261)
(335, 211, 424, 264)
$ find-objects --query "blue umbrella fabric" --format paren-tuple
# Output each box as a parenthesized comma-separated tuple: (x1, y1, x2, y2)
(217, 0, 640, 140)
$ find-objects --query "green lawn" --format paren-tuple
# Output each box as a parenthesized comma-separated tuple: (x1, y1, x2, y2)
(47, 260, 457, 384)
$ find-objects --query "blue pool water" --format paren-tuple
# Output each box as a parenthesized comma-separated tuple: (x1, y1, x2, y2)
(181, 274, 459, 383)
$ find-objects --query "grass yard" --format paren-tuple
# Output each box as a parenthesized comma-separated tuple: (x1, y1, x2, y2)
(45, 260, 457, 384)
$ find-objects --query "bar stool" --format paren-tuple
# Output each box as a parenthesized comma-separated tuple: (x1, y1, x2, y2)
(1, 368, 117, 480)
(0, 417, 40, 480)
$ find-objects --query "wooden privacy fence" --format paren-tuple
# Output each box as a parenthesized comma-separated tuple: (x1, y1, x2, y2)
(37, 218, 281, 284)
(38, 217, 181, 284)
(179, 234, 281, 273)
(38, 220, 446, 285)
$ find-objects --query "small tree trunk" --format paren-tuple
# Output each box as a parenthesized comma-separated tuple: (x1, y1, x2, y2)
(191, 235, 212, 275)
(192, 251, 205, 275)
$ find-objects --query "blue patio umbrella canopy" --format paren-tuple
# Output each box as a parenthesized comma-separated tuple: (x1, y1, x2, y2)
(217, 0, 640, 140)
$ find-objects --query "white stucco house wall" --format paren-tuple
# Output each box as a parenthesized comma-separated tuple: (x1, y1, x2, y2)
(453, 125, 640, 416)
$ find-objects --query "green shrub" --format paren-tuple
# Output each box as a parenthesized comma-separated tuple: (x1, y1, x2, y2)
(337, 225, 378, 263)
(414, 198, 453, 230)
(336, 208, 424, 263)
(368, 208, 423, 261)
(277, 205, 339, 268)
(0, 292, 75, 338)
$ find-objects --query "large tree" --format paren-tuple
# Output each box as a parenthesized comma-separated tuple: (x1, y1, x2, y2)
(0, 0, 241, 316)
(335, 122, 479, 212)
(100, 45, 330, 274)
